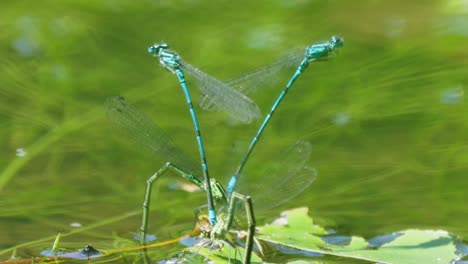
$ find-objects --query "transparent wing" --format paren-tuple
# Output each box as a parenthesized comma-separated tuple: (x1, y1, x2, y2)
(236, 140, 317, 211)
(255, 166, 317, 209)
(200, 50, 304, 111)
(180, 60, 262, 124)
(105, 96, 202, 177)
(227, 51, 304, 95)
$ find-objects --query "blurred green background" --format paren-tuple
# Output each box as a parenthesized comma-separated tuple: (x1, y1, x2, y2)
(0, 0, 467, 262)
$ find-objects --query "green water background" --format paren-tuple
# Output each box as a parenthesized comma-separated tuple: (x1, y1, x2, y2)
(0, 0, 467, 261)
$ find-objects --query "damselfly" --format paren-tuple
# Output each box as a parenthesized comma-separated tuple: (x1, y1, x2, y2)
(107, 35, 343, 263)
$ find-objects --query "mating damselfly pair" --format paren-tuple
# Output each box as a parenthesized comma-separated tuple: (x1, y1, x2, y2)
(106, 35, 343, 263)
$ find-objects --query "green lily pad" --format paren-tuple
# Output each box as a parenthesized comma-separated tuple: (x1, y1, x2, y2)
(257, 207, 465, 264)
(177, 207, 466, 263)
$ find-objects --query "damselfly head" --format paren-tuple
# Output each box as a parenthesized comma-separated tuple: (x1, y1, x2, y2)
(331, 36, 344, 49)
(148, 43, 169, 56)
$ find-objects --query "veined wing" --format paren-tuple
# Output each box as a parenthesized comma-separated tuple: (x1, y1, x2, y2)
(105, 96, 202, 178)
(200, 50, 304, 111)
(236, 140, 317, 211)
(180, 59, 262, 124)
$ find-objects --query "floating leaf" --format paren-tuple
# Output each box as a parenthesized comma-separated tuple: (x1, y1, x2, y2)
(256, 208, 465, 264)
